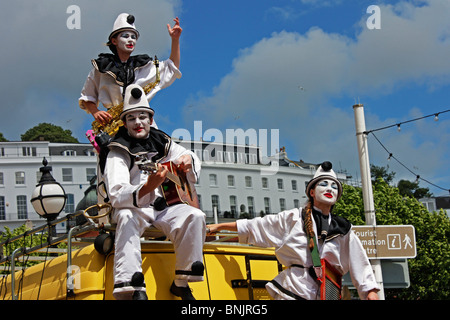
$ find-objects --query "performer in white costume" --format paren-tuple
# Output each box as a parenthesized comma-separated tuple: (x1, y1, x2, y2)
(104, 84, 205, 300)
(207, 162, 379, 300)
(79, 13, 182, 127)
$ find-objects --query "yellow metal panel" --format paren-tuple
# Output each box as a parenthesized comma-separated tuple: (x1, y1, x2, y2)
(2, 244, 106, 300)
(204, 253, 248, 299)
(2, 241, 280, 300)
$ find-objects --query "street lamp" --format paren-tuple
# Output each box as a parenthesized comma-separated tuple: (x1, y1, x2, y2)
(31, 157, 67, 221)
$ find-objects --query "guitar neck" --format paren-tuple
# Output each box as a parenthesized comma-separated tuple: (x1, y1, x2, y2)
(138, 161, 182, 186)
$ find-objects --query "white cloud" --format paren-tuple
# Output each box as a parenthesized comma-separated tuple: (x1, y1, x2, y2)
(183, 0, 450, 193)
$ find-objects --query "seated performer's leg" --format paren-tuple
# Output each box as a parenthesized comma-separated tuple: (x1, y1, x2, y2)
(152, 204, 206, 299)
(111, 208, 150, 300)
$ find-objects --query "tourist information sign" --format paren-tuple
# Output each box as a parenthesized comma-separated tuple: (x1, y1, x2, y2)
(352, 225, 416, 259)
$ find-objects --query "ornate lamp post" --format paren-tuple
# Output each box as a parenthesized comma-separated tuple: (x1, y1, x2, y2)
(31, 157, 67, 222)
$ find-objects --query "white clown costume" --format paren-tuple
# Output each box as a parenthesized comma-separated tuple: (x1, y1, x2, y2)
(236, 162, 379, 300)
(79, 13, 181, 123)
(104, 85, 205, 300)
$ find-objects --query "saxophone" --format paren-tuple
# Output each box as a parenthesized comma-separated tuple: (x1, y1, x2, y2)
(90, 56, 161, 136)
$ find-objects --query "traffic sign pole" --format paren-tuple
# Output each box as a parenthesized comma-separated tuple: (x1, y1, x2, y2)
(353, 103, 385, 299)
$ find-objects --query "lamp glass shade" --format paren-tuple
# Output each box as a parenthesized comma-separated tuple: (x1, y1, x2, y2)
(31, 183, 67, 217)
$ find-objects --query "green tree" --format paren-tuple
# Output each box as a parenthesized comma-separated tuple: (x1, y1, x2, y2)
(397, 179, 432, 199)
(0, 224, 49, 272)
(21, 123, 79, 143)
(370, 164, 396, 184)
(0, 132, 8, 142)
(334, 179, 450, 299)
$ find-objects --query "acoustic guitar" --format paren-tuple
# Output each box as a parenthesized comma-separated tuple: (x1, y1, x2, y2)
(136, 159, 200, 209)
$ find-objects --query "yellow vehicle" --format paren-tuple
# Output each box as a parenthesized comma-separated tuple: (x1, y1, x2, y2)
(0, 211, 281, 300)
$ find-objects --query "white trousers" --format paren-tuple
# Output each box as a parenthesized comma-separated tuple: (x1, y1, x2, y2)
(111, 203, 206, 299)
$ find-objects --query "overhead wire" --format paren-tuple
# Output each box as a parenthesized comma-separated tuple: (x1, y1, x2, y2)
(363, 108, 450, 194)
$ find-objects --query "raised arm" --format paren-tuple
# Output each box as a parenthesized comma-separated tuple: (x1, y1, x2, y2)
(167, 17, 182, 68)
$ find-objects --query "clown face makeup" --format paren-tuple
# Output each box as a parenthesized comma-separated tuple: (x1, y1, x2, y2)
(311, 179, 339, 207)
(113, 31, 137, 55)
(124, 111, 152, 139)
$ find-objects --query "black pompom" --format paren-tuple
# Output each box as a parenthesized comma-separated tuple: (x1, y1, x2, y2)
(130, 272, 145, 286)
(191, 261, 205, 276)
(127, 15, 135, 25)
(131, 87, 142, 99)
(321, 161, 332, 171)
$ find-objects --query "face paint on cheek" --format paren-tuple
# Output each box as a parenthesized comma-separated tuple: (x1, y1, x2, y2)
(124, 111, 151, 139)
(314, 179, 338, 205)
(115, 31, 137, 53)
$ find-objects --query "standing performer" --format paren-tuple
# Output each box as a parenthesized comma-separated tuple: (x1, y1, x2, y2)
(79, 13, 182, 127)
(207, 162, 379, 300)
(104, 84, 205, 300)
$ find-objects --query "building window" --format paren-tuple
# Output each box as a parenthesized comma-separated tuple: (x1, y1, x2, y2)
(247, 197, 255, 216)
(0, 147, 4, 157)
(230, 195, 237, 215)
(85, 149, 96, 156)
(245, 176, 252, 188)
(36, 171, 42, 183)
(62, 150, 76, 156)
(86, 168, 96, 182)
(280, 198, 286, 211)
(277, 178, 284, 190)
(294, 199, 300, 208)
(209, 174, 217, 186)
(202, 150, 210, 161)
(291, 180, 298, 191)
(62, 168, 73, 182)
(0, 172, 4, 185)
(216, 150, 224, 162)
(262, 177, 268, 189)
(264, 197, 271, 214)
(227, 175, 235, 187)
(15, 171, 25, 185)
(22, 147, 36, 157)
(65, 194, 75, 213)
(197, 194, 202, 210)
(0, 196, 5, 220)
(226, 152, 234, 163)
(211, 195, 220, 214)
(17, 195, 28, 219)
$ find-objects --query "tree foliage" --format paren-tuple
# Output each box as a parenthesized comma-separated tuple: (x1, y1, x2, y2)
(371, 164, 396, 185)
(21, 123, 79, 143)
(0, 224, 49, 272)
(397, 179, 432, 199)
(0, 132, 8, 142)
(334, 178, 450, 299)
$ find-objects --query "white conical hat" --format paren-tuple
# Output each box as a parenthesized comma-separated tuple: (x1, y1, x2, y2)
(120, 84, 154, 120)
(305, 161, 343, 200)
(108, 13, 140, 42)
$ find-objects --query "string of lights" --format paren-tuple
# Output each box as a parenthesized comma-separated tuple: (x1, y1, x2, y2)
(364, 109, 450, 134)
(369, 132, 449, 193)
(363, 108, 450, 194)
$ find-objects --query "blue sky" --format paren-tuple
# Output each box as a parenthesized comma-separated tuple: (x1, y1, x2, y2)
(0, 0, 449, 196)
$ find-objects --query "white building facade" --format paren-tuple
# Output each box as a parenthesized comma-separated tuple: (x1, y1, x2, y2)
(0, 140, 347, 232)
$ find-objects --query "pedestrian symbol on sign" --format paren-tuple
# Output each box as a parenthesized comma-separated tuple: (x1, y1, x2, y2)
(403, 234, 413, 249)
